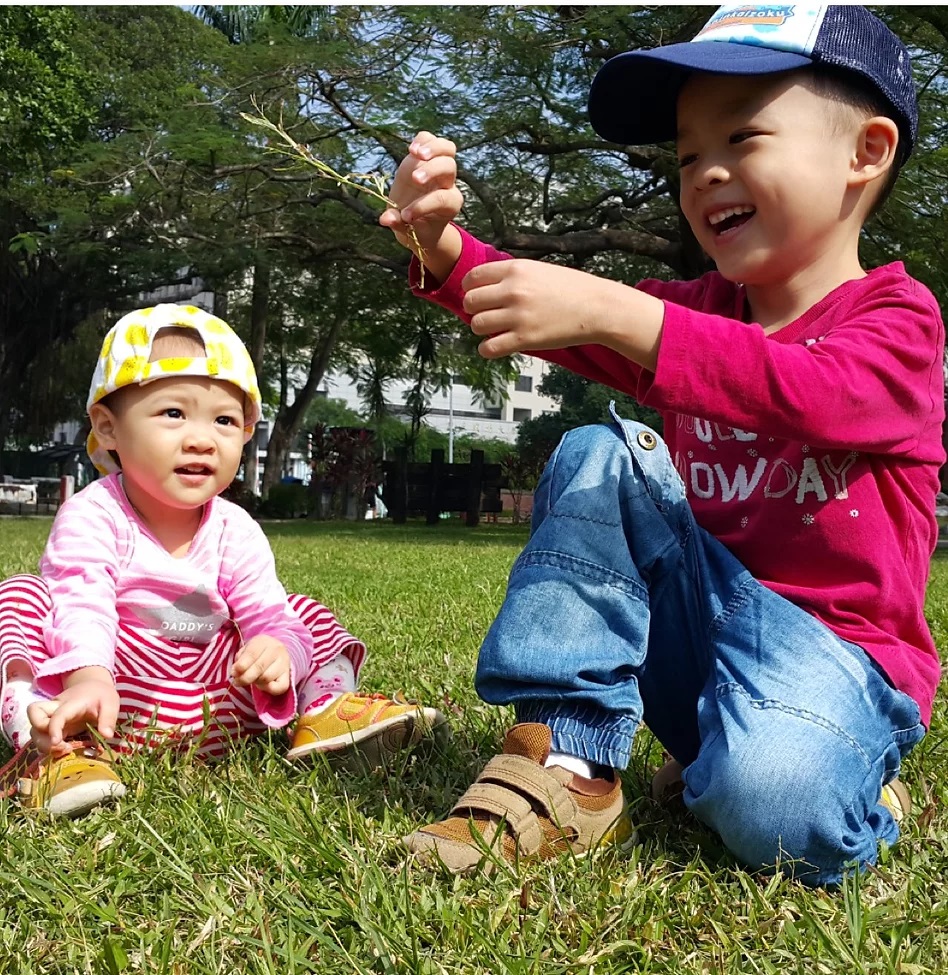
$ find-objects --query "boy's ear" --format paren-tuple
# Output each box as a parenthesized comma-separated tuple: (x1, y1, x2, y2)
(88, 402, 119, 450)
(850, 116, 899, 187)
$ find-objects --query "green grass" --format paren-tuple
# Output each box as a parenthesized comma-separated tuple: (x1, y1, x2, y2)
(0, 517, 946, 974)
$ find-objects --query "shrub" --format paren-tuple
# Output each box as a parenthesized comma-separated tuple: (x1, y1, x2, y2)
(258, 483, 311, 519)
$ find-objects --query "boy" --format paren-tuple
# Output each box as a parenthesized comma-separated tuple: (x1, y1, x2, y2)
(380, 5, 944, 885)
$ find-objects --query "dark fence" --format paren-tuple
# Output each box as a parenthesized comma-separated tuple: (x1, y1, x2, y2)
(381, 448, 507, 527)
(0, 500, 62, 516)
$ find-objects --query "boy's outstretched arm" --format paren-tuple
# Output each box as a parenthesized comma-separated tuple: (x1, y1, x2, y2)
(382, 131, 666, 372)
(380, 131, 465, 284)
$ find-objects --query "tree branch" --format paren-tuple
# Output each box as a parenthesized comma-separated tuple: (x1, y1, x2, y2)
(498, 228, 680, 265)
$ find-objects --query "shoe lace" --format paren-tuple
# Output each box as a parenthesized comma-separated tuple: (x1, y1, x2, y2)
(0, 744, 42, 799)
(348, 691, 413, 706)
(0, 739, 105, 799)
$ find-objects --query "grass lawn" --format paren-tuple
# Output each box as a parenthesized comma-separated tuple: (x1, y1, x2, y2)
(0, 516, 946, 974)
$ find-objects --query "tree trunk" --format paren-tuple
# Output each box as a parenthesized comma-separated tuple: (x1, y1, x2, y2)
(241, 257, 270, 495)
(260, 309, 348, 497)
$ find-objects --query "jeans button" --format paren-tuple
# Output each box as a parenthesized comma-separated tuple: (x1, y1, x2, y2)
(637, 430, 657, 450)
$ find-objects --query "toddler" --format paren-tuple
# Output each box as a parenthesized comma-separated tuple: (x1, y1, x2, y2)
(0, 303, 445, 815)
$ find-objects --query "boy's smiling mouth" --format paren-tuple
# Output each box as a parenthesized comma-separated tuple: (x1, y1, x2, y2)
(707, 205, 756, 235)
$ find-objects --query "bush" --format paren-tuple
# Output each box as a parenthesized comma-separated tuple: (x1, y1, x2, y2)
(258, 483, 312, 519)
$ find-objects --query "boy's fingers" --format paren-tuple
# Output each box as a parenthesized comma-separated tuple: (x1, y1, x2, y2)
(402, 188, 465, 226)
(412, 156, 458, 187)
(463, 261, 513, 291)
(408, 129, 436, 149)
(409, 133, 456, 160)
(471, 311, 520, 344)
(464, 283, 510, 321)
(379, 207, 408, 231)
(478, 332, 522, 360)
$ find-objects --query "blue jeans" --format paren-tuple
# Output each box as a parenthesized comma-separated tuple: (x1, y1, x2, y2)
(476, 412, 925, 886)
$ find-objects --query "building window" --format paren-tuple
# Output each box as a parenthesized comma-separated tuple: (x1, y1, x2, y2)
(513, 408, 532, 422)
(514, 374, 533, 393)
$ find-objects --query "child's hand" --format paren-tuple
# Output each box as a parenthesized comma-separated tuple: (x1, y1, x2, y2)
(379, 131, 464, 282)
(462, 259, 665, 369)
(232, 636, 292, 697)
(27, 672, 120, 756)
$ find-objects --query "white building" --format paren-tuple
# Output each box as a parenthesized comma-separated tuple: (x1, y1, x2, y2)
(320, 354, 559, 444)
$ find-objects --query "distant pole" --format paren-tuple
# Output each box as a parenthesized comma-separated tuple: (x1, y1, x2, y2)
(448, 381, 455, 464)
(59, 475, 74, 506)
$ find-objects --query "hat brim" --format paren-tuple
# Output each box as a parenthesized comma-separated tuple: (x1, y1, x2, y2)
(588, 42, 812, 146)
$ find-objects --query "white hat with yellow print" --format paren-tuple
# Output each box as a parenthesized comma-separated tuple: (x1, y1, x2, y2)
(86, 303, 262, 474)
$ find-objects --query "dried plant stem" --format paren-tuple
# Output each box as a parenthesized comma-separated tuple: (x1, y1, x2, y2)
(240, 108, 426, 287)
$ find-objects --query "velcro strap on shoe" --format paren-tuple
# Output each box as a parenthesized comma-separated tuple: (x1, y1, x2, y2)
(450, 782, 543, 854)
(451, 781, 533, 823)
(479, 754, 577, 825)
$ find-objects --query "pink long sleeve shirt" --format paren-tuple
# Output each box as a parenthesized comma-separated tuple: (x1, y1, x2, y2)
(415, 229, 946, 726)
(36, 474, 313, 727)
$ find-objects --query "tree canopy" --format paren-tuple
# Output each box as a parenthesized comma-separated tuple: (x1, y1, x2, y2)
(4, 5, 948, 485)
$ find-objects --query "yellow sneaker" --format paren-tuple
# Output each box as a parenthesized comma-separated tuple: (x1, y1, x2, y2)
(17, 743, 126, 817)
(880, 778, 911, 824)
(287, 692, 448, 768)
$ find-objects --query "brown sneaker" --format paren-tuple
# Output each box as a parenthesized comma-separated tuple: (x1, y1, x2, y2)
(403, 723, 635, 875)
(650, 757, 685, 804)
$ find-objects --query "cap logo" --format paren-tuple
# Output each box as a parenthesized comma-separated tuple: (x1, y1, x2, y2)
(694, 4, 827, 56)
(698, 5, 793, 32)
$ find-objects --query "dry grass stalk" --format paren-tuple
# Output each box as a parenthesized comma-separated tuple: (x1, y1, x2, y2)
(240, 107, 426, 287)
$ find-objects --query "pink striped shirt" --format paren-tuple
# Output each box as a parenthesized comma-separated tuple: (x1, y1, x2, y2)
(36, 474, 313, 726)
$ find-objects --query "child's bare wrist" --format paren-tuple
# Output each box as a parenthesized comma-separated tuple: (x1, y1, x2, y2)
(63, 666, 114, 689)
(417, 224, 463, 285)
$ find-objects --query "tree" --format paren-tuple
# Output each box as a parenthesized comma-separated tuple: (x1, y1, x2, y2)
(1, 6, 233, 443)
(257, 267, 351, 496)
(517, 365, 662, 465)
(500, 452, 545, 525)
(0, 7, 96, 445)
(7, 4, 948, 495)
(194, 5, 329, 45)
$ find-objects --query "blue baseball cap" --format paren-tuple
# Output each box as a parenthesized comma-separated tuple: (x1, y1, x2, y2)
(588, 4, 917, 157)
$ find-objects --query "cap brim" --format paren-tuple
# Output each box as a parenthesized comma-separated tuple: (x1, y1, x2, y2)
(588, 42, 812, 145)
